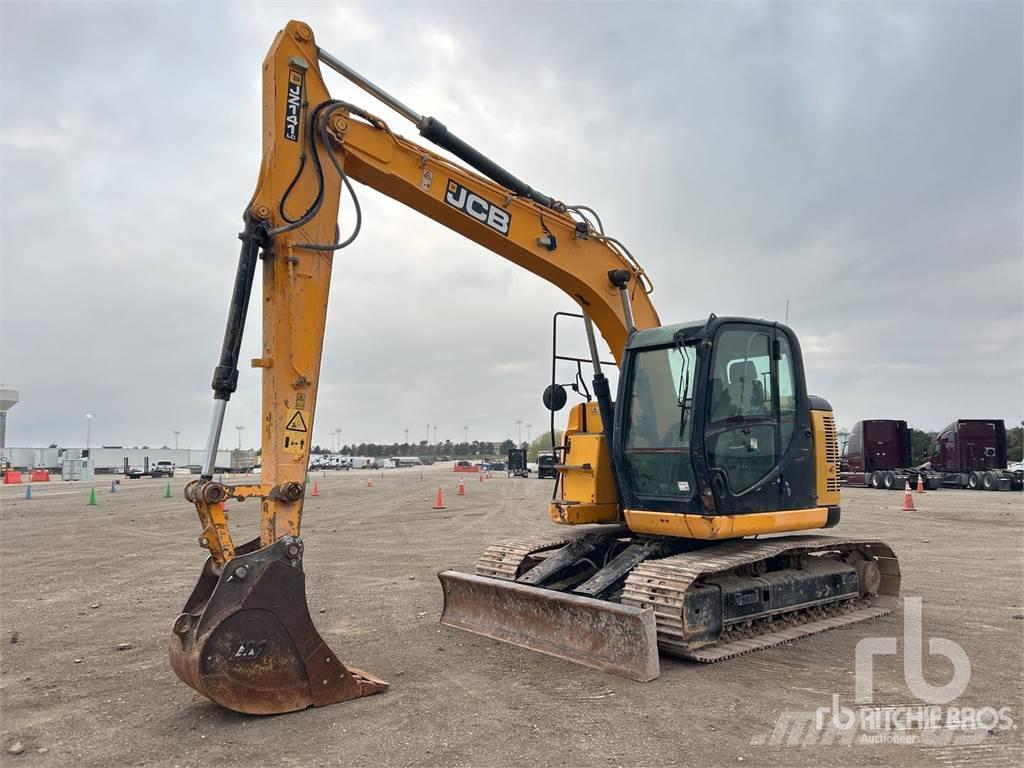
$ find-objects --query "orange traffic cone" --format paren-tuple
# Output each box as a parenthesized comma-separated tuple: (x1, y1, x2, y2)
(312, 480, 319, 497)
(916, 474, 925, 493)
(902, 481, 915, 511)
(479, 473, 483, 483)
(367, 478, 374, 488)
(434, 485, 446, 510)
(457, 479, 466, 496)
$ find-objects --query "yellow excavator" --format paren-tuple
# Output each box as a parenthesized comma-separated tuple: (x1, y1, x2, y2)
(171, 20, 901, 715)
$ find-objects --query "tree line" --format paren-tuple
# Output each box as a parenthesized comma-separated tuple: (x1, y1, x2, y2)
(311, 429, 567, 461)
(312, 439, 521, 459)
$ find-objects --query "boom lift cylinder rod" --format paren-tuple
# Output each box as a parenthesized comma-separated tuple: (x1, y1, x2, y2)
(582, 313, 604, 377)
(316, 46, 561, 212)
(609, 269, 635, 334)
(579, 300, 622, 499)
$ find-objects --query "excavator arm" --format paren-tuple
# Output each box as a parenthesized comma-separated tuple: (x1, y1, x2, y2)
(170, 20, 660, 715)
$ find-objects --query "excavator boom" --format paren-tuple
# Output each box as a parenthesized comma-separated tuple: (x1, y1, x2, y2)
(171, 20, 660, 714)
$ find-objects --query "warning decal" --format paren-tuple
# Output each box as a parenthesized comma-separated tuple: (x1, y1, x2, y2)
(285, 410, 308, 433)
(283, 434, 305, 456)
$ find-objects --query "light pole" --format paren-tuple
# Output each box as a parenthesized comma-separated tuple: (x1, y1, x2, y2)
(404, 427, 409, 445)
(173, 430, 181, 450)
(335, 428, 342, 454)
(85, 413, 92, 453)
(433, 425, 437, 444)
(426, 424, 430, 445)
(235, 425, 244, 450)
(526, 423, 533, 444)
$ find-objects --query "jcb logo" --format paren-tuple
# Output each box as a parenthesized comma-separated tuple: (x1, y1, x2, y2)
(229, 640, 268, 661)
(444, 180, 511, 236)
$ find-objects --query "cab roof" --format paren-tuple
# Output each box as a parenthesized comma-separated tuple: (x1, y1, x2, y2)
(625, 316, 785, 350)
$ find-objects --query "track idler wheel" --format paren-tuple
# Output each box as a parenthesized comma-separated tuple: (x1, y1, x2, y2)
(169, 536, 387, 715)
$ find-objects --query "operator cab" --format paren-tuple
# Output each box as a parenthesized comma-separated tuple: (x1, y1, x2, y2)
(612, 316, 818, 517)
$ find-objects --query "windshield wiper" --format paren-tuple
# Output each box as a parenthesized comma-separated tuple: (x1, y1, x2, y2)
(676, 354, 690, 442)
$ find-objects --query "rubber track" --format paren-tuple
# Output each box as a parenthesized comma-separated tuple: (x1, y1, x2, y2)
(621, 535, 901, 662)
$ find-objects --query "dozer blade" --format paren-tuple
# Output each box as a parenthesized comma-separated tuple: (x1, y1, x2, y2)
(170, 536, 387, 715)
(437, 570, 660, 682)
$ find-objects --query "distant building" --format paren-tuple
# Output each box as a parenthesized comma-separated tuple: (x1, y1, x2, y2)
(0, 446, 234, 474)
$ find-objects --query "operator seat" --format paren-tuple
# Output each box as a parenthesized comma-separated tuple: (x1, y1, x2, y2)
(727, 361, 765, 413)
(709, 377, 733, 420)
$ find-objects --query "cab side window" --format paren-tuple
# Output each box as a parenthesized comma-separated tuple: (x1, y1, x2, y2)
(777, 335, 796, 451)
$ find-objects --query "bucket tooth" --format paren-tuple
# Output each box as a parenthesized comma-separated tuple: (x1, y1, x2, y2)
(438, 569, 659, 682)
(169, 536, 387, 715)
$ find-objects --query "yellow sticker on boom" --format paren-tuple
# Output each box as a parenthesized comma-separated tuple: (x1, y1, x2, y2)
(284, 409, 308, 433)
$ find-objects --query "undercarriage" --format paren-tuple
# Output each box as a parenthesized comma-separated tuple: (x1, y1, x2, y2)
(439, 528, 900, 680)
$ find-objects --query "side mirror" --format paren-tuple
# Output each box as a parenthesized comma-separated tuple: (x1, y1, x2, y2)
(543, 384, 568, 412)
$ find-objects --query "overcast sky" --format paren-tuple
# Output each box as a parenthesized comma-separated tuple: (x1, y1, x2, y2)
(1, 0, 1021, 451)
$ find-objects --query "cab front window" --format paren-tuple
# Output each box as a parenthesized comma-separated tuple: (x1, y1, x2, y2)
(622, 344, 697, 499)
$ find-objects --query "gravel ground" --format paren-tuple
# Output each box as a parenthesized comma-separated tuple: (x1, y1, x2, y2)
(1, 468, 1021, 767)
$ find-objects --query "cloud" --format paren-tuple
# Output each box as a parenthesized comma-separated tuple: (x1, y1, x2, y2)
(0, 0, 1020, 453)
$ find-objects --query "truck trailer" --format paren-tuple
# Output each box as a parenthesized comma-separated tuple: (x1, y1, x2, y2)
(840, 420, 940, 490)
(925, 419, 1023, 491)
(230, 449, 258, 473)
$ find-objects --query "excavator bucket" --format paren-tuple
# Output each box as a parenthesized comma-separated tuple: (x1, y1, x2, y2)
(170, 536, 387, 715)
(437, 570, 660, 682)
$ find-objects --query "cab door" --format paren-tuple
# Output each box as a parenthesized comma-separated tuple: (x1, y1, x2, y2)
(702, 323, 799, 514)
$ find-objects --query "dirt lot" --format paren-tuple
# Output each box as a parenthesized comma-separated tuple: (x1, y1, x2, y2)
(1, 468, 1021, 767)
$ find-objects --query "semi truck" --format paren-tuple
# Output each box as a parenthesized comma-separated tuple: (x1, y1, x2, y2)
(839, 420, 940, 490)
(537, 452, 557, 480)
(924, 419, 1023, 491)
(506, 448, 529, 478)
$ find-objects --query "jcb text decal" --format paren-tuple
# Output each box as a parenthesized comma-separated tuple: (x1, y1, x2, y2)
(444, 180, 511, 236)
(284, 71, 302, 142)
